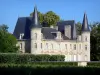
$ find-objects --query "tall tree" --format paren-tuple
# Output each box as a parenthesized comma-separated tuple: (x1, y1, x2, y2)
(0, 24, 18, 53)
(44, 11, 60, 26)
(30, 11, 60, 27)
(90, 22, 100, 61)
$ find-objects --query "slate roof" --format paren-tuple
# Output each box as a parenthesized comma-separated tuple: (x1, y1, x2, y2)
(13, 17, 70, 40)
(41, 27, 58, 39)
(82, 13, 90, 31)
(13, 17, 31, 39)
(57, 20, 76, 39)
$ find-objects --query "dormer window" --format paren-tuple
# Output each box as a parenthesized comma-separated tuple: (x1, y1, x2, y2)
(19, 33, 24, 39)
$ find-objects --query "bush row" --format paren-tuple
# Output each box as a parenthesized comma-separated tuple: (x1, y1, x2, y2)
(87, 61, 100, 67)
(0, 53, 65, 63)
(0, 64, 99, 75)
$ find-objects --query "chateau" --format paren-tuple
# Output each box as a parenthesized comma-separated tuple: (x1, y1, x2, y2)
(13, 6, 90, 61)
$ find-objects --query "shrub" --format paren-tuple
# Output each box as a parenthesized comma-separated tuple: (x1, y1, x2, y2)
(0, 53, 65, 64)
(0, 64, 99, 75)
(87, 61, 100, 67)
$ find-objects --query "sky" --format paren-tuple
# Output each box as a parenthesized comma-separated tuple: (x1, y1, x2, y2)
(0, 0, 100, 33)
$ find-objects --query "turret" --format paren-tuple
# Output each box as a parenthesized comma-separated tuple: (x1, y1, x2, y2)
(81, 12, 90, 61)
(30, 5, 41, 28)
(30, 6, 42, 54)
(81, 12, 90, 42)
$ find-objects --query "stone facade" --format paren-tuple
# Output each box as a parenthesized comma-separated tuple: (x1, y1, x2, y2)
(17, 29, 90, 61)
(14, 6, 90, 61)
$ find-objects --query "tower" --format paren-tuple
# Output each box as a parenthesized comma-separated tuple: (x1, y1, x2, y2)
(30, 6, 42, 54)
(81, 12, 90, 61)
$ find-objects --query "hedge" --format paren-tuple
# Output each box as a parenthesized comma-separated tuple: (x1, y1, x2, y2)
(0, 53, 65, 63)
(0, 64, 99, 75)
(87, 61, 100, 67)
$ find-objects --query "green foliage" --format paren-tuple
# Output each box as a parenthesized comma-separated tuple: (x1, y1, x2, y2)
(0, 64, 99, 75)
(44, 11, 60, 26)
(0, 53, 65, 63)
(75, 22, 100, 61)
(75, 22, 82, 35)
(30, 11, 44, 24)
(87, 62, 100, 67)
(30, 11, 60, 27)
(90, 22, 100, 61)
(0, 24, 18, 53)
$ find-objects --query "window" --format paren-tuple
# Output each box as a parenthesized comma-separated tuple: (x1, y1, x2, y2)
(20, 43, 22, 50)
(51, 44, 53, 49)
(85, 36, 87, 41)
(74, 44, 76, 50)
(78, 55, 81, 61)
(74, 55, 77, 61)
(41, 43, 42, 49)
(46, 43, 48, 49)
(34, 43, 37, 48)
(85, 55, 87, 61)
(65, 44, 67, 49)
(41, 33, 43, 39)
(85, 45, 87, 50)
(19, 33, 24, 39)
(34, 33, 37, 39)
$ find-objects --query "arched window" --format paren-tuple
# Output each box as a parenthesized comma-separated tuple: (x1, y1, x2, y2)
(34, 43, 37, 48)
(34, 33, 37, 40)
(85, 36, 87, 41)
(41, 43, 42, 49)
(74, 44, 76, 50)
(85, 45, 87, 50)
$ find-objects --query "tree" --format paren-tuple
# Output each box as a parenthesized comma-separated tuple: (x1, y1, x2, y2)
(90, 22, 100, 61)
(0, 24, 18, 53)
(44, 11, 60, 26)
(30, 11, 44, 24)
(30, 11, 60, 27)
(76, 22, 82, 35)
